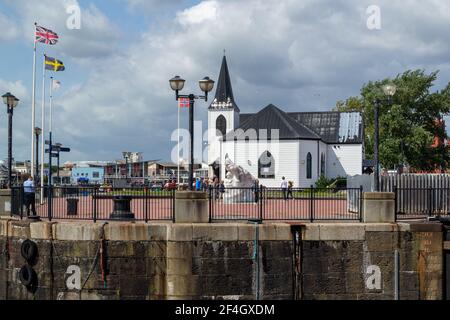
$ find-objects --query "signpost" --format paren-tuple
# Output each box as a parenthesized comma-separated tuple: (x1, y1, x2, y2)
(45, 140, 70, 220)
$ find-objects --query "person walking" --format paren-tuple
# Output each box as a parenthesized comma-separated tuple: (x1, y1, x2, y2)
(195, 178, 202, 191)
(281, 177, 288, 200)
(288, 181, 294, 199)
(23, 175, 37, 217)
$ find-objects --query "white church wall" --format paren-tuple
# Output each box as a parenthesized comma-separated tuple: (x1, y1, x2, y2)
(298, 140, 320, 188)
(326, 144, 363, 179)
(221, 140, 300, 188)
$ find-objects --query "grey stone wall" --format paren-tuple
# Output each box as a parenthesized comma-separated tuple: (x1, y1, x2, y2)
(0, 219, 445, 300)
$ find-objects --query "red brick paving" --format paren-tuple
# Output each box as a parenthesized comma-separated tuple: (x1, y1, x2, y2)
(34, 196, 360, 221)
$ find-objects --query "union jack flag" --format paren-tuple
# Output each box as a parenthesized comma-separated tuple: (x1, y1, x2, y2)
(35, 25, 59, 45)
(179, 97, 190, 108)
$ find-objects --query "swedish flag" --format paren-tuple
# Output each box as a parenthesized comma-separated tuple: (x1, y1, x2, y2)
(45, 55, 65, 72)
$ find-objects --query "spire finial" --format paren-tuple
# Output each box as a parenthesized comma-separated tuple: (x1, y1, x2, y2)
(223, 49, 226, 56)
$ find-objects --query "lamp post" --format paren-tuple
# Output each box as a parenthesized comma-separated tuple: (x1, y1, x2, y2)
(169, 76, 215, 191)
(2, 92, 19, 188)
(34, 127, 42, 185)
(373, 84, 397, 192)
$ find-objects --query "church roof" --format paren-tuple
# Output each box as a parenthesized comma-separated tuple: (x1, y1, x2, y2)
(209, 56, 240, 112)
(288, 111, 363, 144)
(238, 110, 363, 144)
(226, 104, 321, 141)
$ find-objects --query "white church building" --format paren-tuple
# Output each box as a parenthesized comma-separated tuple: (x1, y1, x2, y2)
(207, 56, 364, 188)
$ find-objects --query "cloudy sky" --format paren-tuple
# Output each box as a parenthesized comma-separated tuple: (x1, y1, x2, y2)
(0, 0, 449, 163)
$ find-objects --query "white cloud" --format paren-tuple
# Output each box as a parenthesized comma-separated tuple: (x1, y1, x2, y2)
(10, 0, 120, 59)
(0, 12, 19, 40)
(177, 1, 218, 26)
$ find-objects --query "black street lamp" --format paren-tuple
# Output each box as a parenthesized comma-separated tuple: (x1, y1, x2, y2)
(169, 76, 215, 191)
(34, 127, 42, 184)
(373, 84, 397, 192)
(2, 92, 19, 188)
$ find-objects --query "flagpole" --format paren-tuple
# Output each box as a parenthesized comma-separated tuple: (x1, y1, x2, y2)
(178, 101, 180, 188)
(31, 23, 37, 179)
(40, 55, 46, 204)
(49, 76, 53, 186)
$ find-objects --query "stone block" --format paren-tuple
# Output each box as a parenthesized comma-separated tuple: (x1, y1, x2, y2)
(9, 221, 31, 238)
(409, 222, 442, 233)
(147, 223, 169, 241)
(119, 276, 149, 297)
(258, 224, 277, 240)
(167, 224, 193, 241)
(166, 275, 199, 296)
(175, 192, 209, 223)
(192, 224, 238, 241)
(167, 257, 192, 275)
(167, 241, 193, 259)
(0, 218, 11, 236)
(237, 225, 257, 241)
(362, 192, 395, 223)
(147, 257, 167, 276)
(364, 223, 398, 232)
(30, 222, 55, 240)
(146, 241, 167, 257)
(274, 223, 292, 240)
(53, 222, 104, 241)
(0, 189, 12, 216)
(319, 224, 365, 241)
(301, 224, 320, 241)
(105, 223, 149, 241)
(260, 241, 292, 259)
(365, 232, 397, 252)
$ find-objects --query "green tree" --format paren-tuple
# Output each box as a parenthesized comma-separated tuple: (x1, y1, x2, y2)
(335, 70, 450, 171)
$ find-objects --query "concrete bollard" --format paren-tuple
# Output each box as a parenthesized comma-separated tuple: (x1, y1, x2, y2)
(175, 191, 208, 223)
(362, 192, 395, 223)
(0, 189, 12, 217)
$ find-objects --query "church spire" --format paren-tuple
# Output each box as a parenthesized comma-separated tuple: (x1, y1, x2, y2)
(209, 55, 240, 112)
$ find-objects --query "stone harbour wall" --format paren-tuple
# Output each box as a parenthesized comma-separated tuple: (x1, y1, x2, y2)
(0, 218, 445, 300)
(299, 223, 443, 300)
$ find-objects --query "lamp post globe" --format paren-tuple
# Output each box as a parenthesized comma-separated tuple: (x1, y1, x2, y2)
(169, 76, 186, 92)
(382, 84, 397, 97)
(199, 77, 215, 94)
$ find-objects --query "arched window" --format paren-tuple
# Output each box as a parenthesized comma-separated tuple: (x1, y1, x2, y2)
(259, 151, 275, 179)
(320, 153, 326, 176)
(216, 115, 227, 137)
(306, 153, 312, 179)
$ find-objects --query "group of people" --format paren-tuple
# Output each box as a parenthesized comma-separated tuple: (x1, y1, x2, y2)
(281, 177, 295, 200)
(195, 177, 226, 198)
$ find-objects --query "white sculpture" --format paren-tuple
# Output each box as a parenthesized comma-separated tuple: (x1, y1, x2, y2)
(223, 155, 257, 203)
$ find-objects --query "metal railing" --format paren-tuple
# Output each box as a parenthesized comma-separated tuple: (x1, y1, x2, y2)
(395, 187, 450, 220)
(11, 185, 364, 223)
(208, 186, 363, 222)
(11, 186, 175, 222)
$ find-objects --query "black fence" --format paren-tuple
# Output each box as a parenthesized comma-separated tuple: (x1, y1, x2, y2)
(11, 186, 175, 222)
(208, 186, 363, 222)
(11, 185, 363, 223)
(395, 187, 450, 220)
